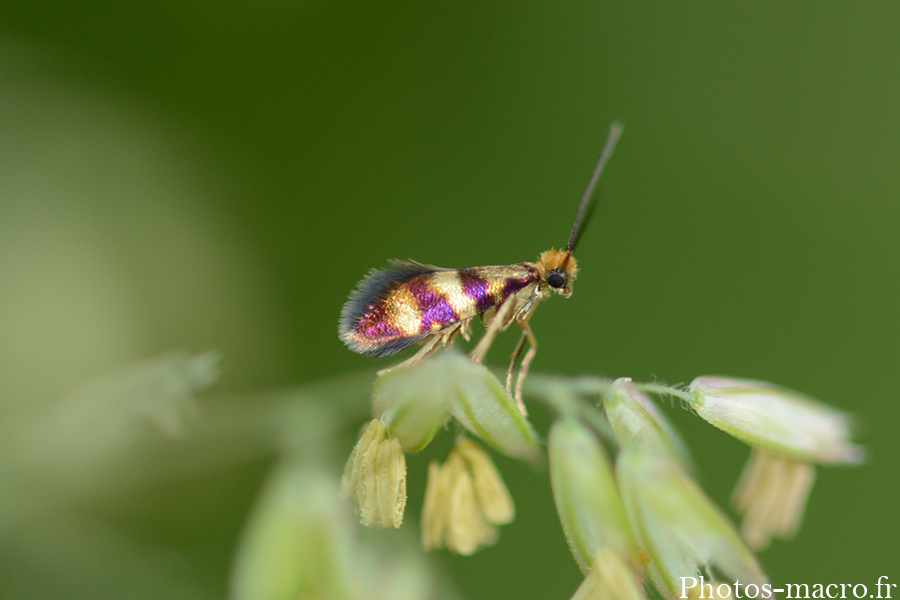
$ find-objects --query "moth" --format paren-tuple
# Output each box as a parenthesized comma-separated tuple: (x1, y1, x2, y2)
(339, 122, 623, 414)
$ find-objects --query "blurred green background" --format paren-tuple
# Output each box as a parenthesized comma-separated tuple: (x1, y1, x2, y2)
(0, 1, 897, 598)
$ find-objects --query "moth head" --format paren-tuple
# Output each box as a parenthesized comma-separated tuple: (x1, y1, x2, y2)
(537, 248, 578, 298)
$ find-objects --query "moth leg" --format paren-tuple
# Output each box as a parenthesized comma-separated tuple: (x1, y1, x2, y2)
(459, 318, 472, 343)
(470, 295, 515, 364)
(377, 335, 441, 376)
(513, 319, 538, 415)
(376, 322, 463, 377)
(439, 321, 465, 349)
(506, 328, 529, 416)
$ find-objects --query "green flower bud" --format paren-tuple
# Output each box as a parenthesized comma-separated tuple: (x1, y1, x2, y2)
(548, 418, 638, 574)
(604, 378, 692, 467)
(372, 351, 539, 461)
(231, 465, 356, 600)
(441, 352, 540, 461)
(688, 376, 863, 464)
(373, 358, 449, 452)
(616, 447, 767, 600)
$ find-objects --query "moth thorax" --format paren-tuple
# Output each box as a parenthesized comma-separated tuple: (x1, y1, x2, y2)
(536, 248, 578, 297)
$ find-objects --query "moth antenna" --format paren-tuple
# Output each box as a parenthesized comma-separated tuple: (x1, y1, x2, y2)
(566, 121, 624, 253)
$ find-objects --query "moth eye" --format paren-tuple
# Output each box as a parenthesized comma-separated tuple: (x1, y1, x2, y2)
(547, 270, 566, 289)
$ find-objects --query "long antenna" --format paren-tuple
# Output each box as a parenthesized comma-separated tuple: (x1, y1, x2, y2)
(566, 121, 624, 252)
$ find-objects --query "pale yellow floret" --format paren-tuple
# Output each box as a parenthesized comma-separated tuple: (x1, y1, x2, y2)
(569, 548, 644, 600)
(340, 420, 407, 528)
(420, 437, 515, 554)
(732, 447, 816, 550)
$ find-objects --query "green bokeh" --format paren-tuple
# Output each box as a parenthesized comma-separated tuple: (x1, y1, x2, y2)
(0, 1, 897, 598)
